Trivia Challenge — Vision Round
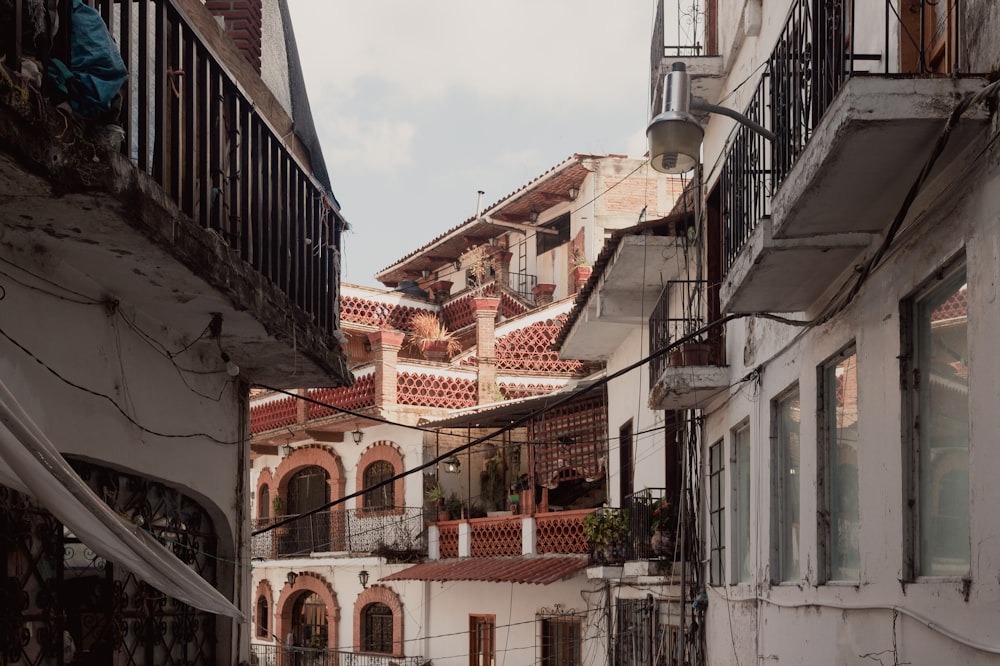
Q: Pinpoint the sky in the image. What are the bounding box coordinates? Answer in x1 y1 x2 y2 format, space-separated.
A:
285 1 658 287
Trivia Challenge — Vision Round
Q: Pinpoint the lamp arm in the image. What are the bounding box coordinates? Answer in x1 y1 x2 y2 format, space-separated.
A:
691 98 777 142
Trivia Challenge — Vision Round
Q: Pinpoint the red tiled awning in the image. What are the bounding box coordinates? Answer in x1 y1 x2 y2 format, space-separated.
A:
379 556 588 585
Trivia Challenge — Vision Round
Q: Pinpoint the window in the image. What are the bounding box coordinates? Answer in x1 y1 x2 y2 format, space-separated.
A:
904 262 969 577
469 615 495 666
731 423 751 583
255 596 268 638
619 420 633 506
614 598 668 665
362 603 393 654
708 440 725 586
820 345 860 581
540 617 581 665
535 213 571 255
772 388 801 582
362 461 395 511
259 484 270 519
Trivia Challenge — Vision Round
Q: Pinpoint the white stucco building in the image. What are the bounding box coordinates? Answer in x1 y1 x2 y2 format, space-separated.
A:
561 0 1000 663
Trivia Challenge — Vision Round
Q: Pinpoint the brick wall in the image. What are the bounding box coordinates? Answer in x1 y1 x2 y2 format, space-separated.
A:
205 0 263 72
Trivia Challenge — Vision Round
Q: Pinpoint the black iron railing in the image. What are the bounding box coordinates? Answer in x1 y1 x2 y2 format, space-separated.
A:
624 488 675 561
720 0 912 273
250 644 424 666
251 508 425 559
648 280 723 388
504 271 537 301
2 0 343 336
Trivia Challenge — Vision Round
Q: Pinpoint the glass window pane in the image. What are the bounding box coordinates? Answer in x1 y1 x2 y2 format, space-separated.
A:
827 348 860 580
916 271 969 576
734 425 751 582
709 442 725 585
775 389 800 581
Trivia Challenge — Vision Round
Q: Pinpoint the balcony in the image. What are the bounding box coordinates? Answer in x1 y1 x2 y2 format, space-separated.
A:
251 508 425 559
717 0 989 314
586 490 685 581
648 281 727 410
429 509 592 559
0 0 349 386
250 643 424 666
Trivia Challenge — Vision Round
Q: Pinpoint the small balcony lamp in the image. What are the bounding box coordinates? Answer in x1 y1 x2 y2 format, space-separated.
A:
358 569 370 589
443 456 461 474
351 427 364 445
287 571 298 586
647 63 776 174
278 444 293 458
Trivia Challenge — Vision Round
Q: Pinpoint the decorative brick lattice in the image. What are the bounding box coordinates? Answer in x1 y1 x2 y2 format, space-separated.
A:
397 373 477 409
499 382 565 399
441 284 527 331
931 287 967 322
530 391 608 487
250 396 298 434
438 524 459 559
496 314 585 373
536 509 591 554
340 295 432 330
470 516 522 557
307 376 376 417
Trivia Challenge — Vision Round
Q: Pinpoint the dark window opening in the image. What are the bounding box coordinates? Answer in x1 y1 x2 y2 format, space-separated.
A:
536 213 571 255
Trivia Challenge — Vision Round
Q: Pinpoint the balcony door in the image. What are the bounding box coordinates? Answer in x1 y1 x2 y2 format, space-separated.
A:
287 466 330 554
900 0 957 74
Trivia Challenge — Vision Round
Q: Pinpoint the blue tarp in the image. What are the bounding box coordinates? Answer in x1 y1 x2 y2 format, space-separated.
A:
47 0 127 119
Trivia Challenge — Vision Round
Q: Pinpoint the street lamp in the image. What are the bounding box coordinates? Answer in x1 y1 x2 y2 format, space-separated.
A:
358 569 370 589
443 456 461 474
647 63 776 174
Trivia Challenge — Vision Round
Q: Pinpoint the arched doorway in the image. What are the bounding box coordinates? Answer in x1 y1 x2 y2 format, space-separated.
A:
291 591 328 649
286 466 330 554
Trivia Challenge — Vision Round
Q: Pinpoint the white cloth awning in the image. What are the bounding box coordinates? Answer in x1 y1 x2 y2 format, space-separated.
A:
0 378 243 620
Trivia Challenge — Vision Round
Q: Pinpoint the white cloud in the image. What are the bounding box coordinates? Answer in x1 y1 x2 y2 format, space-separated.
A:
287 1 654 110
317 114 415 172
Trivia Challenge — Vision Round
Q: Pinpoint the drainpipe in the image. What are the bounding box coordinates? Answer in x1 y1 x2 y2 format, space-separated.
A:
678 413 689 664
476 190 485 218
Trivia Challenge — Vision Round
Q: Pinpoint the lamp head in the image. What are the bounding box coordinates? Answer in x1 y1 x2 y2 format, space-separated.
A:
359 569 370 589
647 110 704 174
443 456 461 474
351 427 364 445
647 61 703 174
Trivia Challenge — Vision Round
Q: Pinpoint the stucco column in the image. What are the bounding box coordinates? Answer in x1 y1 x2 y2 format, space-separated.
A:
367 330 405 406
473 297 501 404
428 525 440 560
521 516 537 555
458 520 471 557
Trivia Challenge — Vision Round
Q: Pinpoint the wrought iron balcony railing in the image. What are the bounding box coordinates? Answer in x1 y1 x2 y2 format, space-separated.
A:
503 271 538 301
720 0 910 274
250 643 424 666
648 280 723 388
251 508 425 559
2 0 343 336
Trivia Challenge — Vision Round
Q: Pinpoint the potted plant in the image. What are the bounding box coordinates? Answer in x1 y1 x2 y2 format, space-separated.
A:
582 508 630 563
271 495 288 536
670 337 714 366
649 498 677 558
408 312 461 362
425 483 448 521
443 492 466 520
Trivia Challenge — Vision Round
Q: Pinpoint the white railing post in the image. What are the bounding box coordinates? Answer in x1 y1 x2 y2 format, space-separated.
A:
521 516 537 555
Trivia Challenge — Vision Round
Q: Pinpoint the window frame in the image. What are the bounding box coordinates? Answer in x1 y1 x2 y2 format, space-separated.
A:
902 258 970 580
535 212 571 256
362 460 395 512
361 602 394 654
730 421 751 584
771 385 801 583
708 439 725 586
469 614 496 666
818 343 860 583
539 616 582 666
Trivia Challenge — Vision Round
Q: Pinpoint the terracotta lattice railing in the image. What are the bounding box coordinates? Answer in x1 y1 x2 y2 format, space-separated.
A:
536 509 592 554
438 522 460 559
470 515 522 557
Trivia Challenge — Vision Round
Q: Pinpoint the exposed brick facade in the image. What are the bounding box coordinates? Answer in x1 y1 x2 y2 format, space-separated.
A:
368 330 405 406
204 0 263 73
474 297 500 404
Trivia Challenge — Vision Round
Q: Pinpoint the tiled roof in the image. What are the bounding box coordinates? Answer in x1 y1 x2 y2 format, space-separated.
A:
379 555 588 585
374 154 609 286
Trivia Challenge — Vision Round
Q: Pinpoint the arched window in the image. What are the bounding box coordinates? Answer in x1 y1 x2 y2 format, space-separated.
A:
362 461 394 510
259 485 270 519
255 596 268 638
362 602 393 653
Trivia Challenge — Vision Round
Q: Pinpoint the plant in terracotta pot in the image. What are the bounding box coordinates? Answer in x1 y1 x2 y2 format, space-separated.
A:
582 508 630 563
408 312 461 362
425 483 448 521
649 498 677 558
